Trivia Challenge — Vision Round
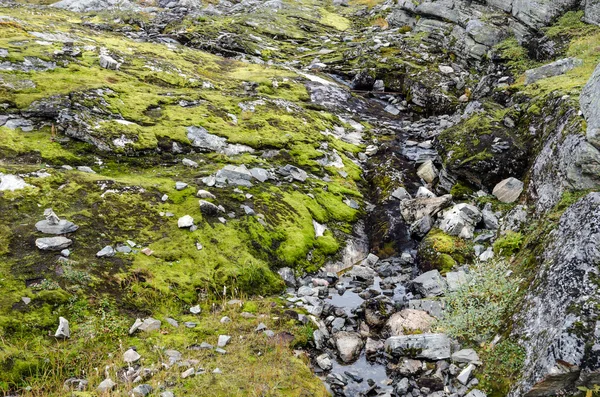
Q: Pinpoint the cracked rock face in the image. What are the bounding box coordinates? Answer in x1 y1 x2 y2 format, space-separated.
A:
510 193 600 396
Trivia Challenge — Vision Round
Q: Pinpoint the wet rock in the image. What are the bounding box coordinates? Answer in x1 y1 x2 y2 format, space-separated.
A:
492 177 524 203
55 317 70 338
36 237 72 251
524 58 582 85
411 270 447 297
439 203 482 239
334 331 363 362
400 195 453 223
35 209 78 234
386 309 435 336
316 353 333 371
363 296 395 327
385 333 451 360
365 337 384 357
348 265 376 282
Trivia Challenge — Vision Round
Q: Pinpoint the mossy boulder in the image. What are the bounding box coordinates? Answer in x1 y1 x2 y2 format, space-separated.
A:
417 228 473 274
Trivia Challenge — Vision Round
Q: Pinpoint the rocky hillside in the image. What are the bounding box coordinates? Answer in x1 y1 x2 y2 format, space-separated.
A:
0 0 599 396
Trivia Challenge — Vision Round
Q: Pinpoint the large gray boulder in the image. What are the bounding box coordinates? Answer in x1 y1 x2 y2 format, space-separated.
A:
525 58 582 85
581 61 600 149
585 0 600 24
511 0 581 29
384 333 452 360
510 193 600 396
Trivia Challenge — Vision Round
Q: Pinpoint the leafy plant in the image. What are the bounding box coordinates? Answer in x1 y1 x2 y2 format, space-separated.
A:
479 340 526 395
436 259 520 342
493 231 524 256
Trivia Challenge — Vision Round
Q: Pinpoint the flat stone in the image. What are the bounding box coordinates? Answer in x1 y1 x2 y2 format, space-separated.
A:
457 364 475 385
217 335 231 347
35 219 78 234
190 305 201 314
391 187 411 201
123 348 141 363
36 237 72 251
175 181 188 191
384 333 451 360
136 317 161 333
525 58 582 85
452 348 480 364
492 177 524 203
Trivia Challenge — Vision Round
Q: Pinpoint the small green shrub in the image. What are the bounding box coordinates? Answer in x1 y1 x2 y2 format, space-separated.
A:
436 259 520 342
479 340 526 396
493 231 524 256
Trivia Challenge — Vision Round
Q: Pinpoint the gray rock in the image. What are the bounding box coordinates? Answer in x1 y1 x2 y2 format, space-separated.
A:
277 267 296 287
160 392 174 397
216 165 254 186
409 299 445 318
334 331 363 362
190 305 201 314
384 333 451 360
187 126 227 151
391 187 412 201
132 384 153 397
178 215 194 228
466 390 487 397
123 348 141 363
63 378 88 391
35 209 79 234
36 237 72 251
446 270 469 292
348 265 376 282
97 378 116 393
581 61 600 149
439 203 483 239
76 166 95 173
316 353 333 370
96 245 115 258
585 0 600 24
417 160 438 183
386 309 435 336
509 193 600 396
197 189 216 199
493 177 524 203
412 270 447 297
365 337 384 357
55 317 70 338
132 317 161 333
250 167 270 182
400 195 453 223
525 58 582 85
452 348 480 364
181 367 195 378
457 364 475 385
409 215 433 238
175 181 188 190
0 174 31 191
512 0 580 29
199 200 221 216
217 335 231 347
53 0 139 12
182 158 198 168
482 203 499 230
278 164 308 182
99 54 119 70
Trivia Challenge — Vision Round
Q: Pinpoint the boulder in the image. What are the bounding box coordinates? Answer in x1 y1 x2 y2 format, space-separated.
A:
384 333 452 360
510 193 600 396
391 187 411 201
446 270 469 292
199 200 221 216
334 331 363 362
417 160 438 183
386 309 436 336
215 165 253 186
53 0 139 12
36 236 72 251
123 348 141 363
409 215 434 238
482 203 499 229
585 0 600 25
187 126 227 152
278 164 308 182
316 353 333 370
409 299 445 318
493 177 524 203
411 270 447 297
581 61 600 149
439 203 482 239
525 58 582 85
197 189 216 199
400 195 453 223
363 296 395 327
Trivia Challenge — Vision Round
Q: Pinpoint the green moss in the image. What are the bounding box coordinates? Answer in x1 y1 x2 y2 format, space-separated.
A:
493 232 524 257
478 340 526 396
450 181 475 200
418 229 473 274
